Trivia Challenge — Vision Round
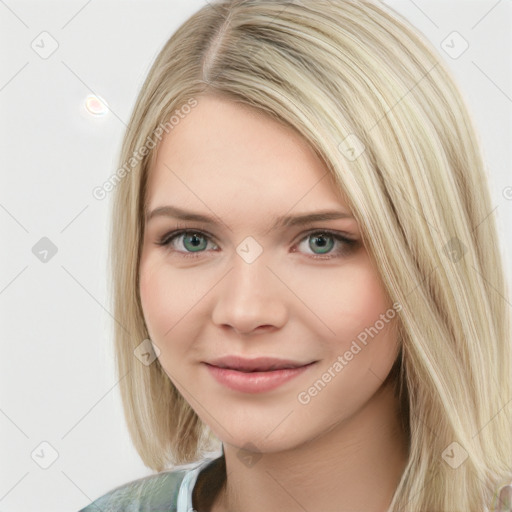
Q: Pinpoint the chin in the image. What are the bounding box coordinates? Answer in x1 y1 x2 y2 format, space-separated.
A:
216 428 308 457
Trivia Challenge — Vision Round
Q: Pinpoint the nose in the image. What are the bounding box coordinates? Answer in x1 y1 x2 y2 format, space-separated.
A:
211 252 288 336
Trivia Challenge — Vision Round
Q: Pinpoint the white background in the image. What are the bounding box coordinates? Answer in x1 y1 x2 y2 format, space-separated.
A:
0 1 511 511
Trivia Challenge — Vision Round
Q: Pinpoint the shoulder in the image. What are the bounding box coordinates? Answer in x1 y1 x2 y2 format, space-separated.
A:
77 467 188 512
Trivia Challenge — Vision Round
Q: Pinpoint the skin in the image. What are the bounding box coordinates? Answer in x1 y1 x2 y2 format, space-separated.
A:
139 94 409 512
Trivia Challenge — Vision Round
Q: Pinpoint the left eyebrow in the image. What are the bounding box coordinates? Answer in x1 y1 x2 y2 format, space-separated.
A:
145 205 355 231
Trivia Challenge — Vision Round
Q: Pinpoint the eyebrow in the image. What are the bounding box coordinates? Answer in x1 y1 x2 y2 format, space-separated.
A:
145 205 354 231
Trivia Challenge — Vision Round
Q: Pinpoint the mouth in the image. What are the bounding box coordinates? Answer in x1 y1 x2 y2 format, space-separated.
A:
203 359 318 394
209 364 306 373
205 355 316 373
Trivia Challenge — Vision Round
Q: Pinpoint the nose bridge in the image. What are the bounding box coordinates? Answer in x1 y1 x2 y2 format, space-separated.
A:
227 244 277 306
211 241 287 332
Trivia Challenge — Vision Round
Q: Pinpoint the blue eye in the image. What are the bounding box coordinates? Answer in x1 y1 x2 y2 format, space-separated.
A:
156 227 358 260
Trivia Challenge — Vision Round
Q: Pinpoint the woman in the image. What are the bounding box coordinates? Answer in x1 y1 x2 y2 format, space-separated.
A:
79 0 512 510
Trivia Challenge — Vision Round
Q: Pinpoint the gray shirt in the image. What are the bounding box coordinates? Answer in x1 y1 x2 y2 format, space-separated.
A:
77 456 222 512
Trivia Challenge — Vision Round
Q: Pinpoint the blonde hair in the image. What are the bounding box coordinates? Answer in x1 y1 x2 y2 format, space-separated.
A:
107 1 512 510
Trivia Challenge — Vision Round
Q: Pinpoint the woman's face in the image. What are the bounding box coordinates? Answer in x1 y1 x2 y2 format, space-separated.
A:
139 94 401 452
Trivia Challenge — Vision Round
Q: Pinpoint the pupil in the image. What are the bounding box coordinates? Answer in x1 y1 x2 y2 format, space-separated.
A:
311 234 332 254
186 233 204 251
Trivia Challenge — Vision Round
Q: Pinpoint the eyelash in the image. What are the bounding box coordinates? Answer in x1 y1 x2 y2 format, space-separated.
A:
155 224 358 261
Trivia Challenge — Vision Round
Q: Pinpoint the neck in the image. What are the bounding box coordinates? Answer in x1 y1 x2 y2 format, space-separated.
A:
212 382 409 512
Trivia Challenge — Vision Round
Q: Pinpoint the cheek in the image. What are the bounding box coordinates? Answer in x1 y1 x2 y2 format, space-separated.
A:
139 255 208 350
306 259 392 332
139 257 179 342
313 260 398 369
298 264 400 415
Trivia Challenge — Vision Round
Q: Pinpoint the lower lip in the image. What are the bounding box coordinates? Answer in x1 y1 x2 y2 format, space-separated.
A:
204 362 316 393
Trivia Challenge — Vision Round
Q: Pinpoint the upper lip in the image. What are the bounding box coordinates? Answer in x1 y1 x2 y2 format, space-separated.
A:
205 355 315 372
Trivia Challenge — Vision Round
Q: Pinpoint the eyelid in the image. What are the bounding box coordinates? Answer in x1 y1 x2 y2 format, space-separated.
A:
155 225 358 260
293 227 356 243
156 226 355 246
157 222 355 240
155 226 220 250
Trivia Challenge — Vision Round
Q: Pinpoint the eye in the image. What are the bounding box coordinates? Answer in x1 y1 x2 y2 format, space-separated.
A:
155 228 218 259
155 225 358 260
293 229 358 259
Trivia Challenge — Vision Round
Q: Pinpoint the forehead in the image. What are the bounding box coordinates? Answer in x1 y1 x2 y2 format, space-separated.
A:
145 95 350 226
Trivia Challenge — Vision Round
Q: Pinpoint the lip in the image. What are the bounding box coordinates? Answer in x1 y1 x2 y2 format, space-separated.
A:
205 355 314 372
203 357 317 393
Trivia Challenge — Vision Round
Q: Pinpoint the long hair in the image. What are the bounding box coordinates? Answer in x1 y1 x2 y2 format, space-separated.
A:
106 1 512 510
